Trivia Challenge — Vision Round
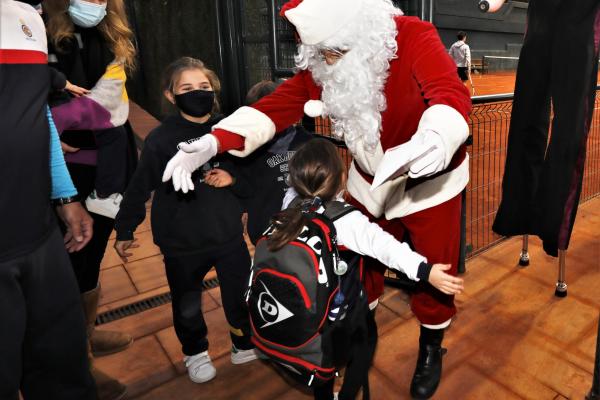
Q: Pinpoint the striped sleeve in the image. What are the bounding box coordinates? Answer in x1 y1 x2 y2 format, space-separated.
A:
51 61 129 133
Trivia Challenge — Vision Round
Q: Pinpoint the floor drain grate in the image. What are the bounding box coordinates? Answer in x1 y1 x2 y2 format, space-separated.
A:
95 277 220 325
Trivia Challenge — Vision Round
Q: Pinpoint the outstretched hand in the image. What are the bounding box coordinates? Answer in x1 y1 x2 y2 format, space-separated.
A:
114 238 140 263
162 134 219 193
428 264 464 295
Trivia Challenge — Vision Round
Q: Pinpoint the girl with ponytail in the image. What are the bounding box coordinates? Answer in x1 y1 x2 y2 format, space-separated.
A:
272 138 463 296
264 138 464 399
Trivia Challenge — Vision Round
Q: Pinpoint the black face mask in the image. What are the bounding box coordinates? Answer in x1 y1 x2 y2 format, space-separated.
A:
174 90 215 118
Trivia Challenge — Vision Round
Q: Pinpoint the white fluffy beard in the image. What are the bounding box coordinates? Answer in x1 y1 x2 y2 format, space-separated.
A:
295 0 402 153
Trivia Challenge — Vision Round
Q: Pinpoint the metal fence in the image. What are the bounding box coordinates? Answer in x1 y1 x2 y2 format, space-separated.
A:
466 93 514 255
314 89 600 259
467 91 600 256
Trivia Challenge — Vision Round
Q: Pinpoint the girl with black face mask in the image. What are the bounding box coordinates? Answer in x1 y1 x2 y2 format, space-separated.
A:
114 57 259 384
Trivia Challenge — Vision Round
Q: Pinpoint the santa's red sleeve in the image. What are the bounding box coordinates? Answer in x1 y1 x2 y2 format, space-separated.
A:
212 70 314 156
408 21 471 169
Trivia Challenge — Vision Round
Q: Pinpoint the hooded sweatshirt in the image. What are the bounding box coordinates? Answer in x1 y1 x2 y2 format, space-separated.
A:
449 40 471 68
238 125 313 243
115 114 251 256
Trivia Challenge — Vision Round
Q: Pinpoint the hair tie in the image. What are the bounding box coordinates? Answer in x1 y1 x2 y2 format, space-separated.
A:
301 196 322 213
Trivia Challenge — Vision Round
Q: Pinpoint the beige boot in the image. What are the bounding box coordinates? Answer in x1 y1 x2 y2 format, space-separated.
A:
90 362 127 400
82 287 128 400
86 338 127 400
82 285 133 356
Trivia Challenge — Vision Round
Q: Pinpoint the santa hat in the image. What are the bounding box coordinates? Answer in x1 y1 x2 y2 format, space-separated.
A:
282 0 363 46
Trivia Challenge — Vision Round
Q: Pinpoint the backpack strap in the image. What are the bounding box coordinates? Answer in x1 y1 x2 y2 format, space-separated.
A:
323 200 357 221
285 198 355 252
286 197 355 220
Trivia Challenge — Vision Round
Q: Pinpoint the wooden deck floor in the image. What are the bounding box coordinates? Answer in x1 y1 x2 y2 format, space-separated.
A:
95 198 599 400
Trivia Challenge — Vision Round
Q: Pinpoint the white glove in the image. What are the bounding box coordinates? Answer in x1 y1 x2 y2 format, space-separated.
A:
161 134 219 193
406 130 446 179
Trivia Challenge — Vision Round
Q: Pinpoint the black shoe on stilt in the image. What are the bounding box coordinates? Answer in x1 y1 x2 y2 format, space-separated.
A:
410 326 447 399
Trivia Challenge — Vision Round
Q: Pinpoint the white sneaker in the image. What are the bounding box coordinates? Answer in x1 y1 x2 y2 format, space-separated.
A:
184 351 216 383
230 345 259 365
85 191 123 219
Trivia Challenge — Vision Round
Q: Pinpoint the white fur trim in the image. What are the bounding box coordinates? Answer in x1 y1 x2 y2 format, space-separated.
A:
347 155 469 219
422 319 451 329
417 104 469 170
347 105 468 217
347 162 407 218
285 0 364 45
351 140 384 176
212 106 276 157
346 139 402 218
304 100 325 117
385 155 469 219
385 154 469 219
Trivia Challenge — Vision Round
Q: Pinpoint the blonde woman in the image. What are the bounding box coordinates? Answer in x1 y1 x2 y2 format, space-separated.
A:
45 0 135 215
43 1 136 399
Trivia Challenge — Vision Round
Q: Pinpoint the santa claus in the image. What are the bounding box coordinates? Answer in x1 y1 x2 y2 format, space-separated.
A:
162 0 471 398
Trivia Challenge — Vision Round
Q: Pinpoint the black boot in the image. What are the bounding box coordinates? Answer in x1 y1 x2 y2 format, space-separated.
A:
410 326 447 399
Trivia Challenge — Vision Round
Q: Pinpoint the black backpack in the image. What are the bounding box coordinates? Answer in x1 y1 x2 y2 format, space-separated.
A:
247 200 374 397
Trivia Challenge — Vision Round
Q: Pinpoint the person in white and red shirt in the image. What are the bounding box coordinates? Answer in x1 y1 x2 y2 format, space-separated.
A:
448 30 471 83
162 1 471 398
0 1 95 398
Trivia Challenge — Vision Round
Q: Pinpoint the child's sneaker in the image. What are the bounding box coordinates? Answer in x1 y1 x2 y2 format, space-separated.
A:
230 345 259 365
184 351 216 383
85 190 123 219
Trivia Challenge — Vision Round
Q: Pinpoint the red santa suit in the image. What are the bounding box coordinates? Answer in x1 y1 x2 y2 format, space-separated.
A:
212 10 471 326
